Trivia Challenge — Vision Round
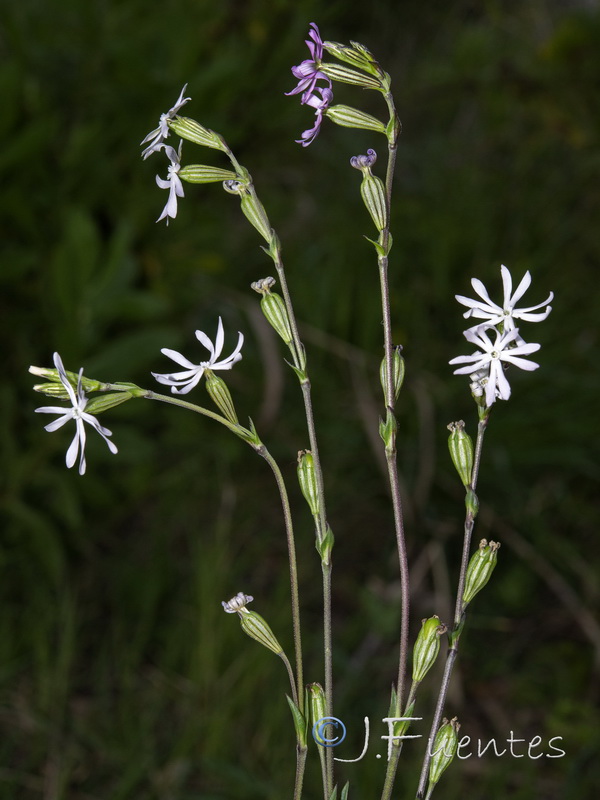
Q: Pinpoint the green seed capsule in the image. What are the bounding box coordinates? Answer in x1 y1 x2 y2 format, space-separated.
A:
428 717 460 788
412 616 447 683
297 450 320 517
463 539 500 606
447 420 474 488
380 347 405 404
239 609 283 655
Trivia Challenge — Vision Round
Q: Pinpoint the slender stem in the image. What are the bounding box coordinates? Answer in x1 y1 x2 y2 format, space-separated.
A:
279 651 299 708
380 681 418 800
415 415 489 798
294 746 308 800
260 447 305 710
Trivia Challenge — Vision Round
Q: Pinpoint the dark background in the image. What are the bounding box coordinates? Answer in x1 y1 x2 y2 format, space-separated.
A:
1 0 599 798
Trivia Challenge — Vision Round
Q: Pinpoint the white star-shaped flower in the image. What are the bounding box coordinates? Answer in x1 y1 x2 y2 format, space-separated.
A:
140 84 190 159
456 264 553 334
152 317 244 394
34 353 118 475
449 325 541 407
155 143 184 224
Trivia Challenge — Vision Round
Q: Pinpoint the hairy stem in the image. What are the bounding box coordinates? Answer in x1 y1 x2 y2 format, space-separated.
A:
415 415 489 798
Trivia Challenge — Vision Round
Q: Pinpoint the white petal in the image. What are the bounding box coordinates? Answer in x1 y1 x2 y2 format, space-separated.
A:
42 413 73 432
195 330 217 361
160 348 197 369
509 270 532 307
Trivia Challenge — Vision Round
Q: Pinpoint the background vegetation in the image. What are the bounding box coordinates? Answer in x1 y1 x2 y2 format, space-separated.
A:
1 0 599 797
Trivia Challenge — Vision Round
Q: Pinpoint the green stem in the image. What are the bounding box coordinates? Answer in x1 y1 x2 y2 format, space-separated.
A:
140 388 305 714
415 416 489 798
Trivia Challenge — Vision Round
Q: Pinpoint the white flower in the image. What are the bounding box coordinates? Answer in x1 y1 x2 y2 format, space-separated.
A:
222 592 254 614
34 352 118 475
140 83 190 159
152 317 244 394
456 264 553 334
155 143 184 224
449 325 541 407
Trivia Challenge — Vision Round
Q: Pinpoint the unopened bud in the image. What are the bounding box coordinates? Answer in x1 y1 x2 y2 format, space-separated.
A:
308 682 327 729
179 164 237 183
85 392 134 415
204 370 238 425
297 450 320 517
251 278 293 344
447 421 474 487
240 193 272 243
29 365 103 393
360 173 387 231
319 62 382 90
380 346 405 403
325 105 386 134
168 116 224 150
463 539 500 606
428 717 460 788
323 40 379 75
412 616 447 683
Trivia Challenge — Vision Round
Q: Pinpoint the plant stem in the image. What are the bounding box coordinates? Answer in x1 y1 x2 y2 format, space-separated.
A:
415 415 489 798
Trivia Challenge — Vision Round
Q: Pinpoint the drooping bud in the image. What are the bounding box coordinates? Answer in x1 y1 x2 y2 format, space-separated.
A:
297 450 320 518
462 539 500 607
447 421 474 488
204 369 238 425
428 718 460 790
167 116 225 150
251 277 293 345
319 62 382 90
179 164 238 183
380 346 405 404
222 593 283 655
412 616 447 683
326 105 386 134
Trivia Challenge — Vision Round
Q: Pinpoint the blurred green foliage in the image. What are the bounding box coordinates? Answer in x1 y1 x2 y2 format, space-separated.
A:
1 0 599 797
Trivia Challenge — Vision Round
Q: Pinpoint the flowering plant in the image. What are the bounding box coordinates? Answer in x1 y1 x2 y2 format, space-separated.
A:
30 22 554 800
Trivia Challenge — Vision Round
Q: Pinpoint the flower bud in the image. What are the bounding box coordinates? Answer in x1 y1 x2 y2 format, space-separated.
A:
240 193 272 243
463 539 500 607
325 105 386 134
447 421 474 487
297 450 320 518
251 277 293 345
323 40 379 75
204 369 238 425
428 717 460 788
179 164 237 183
319 62 382 90
380 346 405 404
29 365 103 393
308 682 327 729
84 392 135 415
168 116 224 150
412 616 447 683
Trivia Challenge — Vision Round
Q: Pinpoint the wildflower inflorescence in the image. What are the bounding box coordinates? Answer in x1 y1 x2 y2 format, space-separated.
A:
33 352 118 475
152 317 244 395
450 265 552 407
